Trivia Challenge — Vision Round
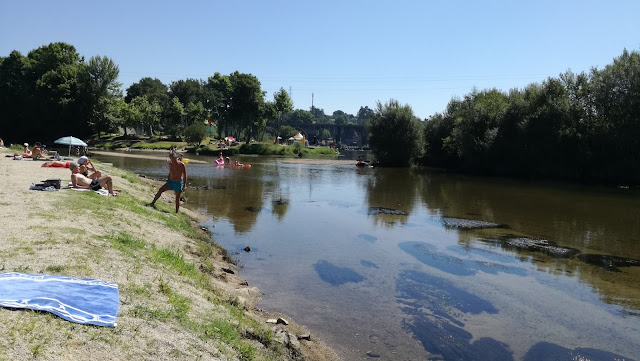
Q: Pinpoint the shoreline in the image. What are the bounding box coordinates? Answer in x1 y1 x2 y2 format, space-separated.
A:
0 149 340 360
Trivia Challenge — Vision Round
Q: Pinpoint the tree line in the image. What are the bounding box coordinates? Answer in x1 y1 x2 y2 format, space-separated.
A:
0 42 374 145
368 49 640 185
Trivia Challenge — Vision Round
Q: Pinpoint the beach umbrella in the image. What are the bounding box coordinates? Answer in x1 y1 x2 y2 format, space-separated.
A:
54 136 88 157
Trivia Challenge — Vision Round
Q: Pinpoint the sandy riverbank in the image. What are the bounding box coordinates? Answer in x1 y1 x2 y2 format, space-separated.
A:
0 149 340 361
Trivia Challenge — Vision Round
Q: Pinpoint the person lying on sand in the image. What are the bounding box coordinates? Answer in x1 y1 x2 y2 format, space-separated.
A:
69 162 117 195
41 160 70 168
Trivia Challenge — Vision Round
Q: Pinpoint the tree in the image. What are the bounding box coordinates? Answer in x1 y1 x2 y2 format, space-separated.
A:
333 110 350 125
114 99 141 136
169 79 203 109
273 87 293 140
368 99 422 166
285 109 314 124
357 106 374 125
125 77 168 105
131 96 162 135
228 72 265 143
81 55 122 138
205 73 232 138
184 122 208 147
163 96 185 138
185 101 205 124
278 125 298 140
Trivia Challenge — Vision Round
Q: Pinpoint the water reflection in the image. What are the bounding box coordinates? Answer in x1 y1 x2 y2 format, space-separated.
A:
399 241 527 277
364 168 421 227
419 172 640 314
93 151 640 360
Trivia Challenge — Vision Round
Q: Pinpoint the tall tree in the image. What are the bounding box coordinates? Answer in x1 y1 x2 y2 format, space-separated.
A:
205 73 232 138
125 77 168 105
228 72 265 143
273 87 293 141
368 99 422 166
169 78 203 109
81 55 122 138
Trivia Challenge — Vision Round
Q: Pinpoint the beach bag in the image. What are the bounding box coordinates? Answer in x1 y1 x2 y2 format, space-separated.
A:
43 179 61 189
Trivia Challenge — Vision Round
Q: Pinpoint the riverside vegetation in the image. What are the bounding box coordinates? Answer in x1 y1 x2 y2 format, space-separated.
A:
0 148 339 361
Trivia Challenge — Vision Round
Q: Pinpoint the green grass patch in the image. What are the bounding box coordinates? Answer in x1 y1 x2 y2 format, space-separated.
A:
129 304 172 321
109 233 146 257
158 279 191 321
44 265 65 274
151 247 200 280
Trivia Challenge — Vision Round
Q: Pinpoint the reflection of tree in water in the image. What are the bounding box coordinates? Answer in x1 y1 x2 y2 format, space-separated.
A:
364 168 420 227
203 173 265 233
419 172 640 315
263 164 291 222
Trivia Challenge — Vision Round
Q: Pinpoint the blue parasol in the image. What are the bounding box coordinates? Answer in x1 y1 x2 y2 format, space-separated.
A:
54 136 88 157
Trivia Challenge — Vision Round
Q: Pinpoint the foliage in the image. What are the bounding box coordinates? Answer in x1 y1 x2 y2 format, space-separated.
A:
228 72 265 143
421 48 640 184
368 99 422 166
278 125 298 139
183 122 208 147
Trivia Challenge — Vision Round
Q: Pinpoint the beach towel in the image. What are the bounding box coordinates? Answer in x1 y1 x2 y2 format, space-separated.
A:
70 188 118 196
0 272 119 327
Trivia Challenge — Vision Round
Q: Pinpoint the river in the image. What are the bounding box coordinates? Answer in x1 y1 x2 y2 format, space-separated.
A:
94 150 640 361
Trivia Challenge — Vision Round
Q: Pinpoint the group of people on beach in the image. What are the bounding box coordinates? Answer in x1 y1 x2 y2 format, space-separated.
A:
8 140 188 213
14 142 58 160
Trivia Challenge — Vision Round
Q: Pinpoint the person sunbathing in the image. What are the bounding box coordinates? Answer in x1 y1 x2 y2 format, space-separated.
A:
14 143 32 158
30 143 46 160
77 156 102 179
69 162 116 195
41 160 70 168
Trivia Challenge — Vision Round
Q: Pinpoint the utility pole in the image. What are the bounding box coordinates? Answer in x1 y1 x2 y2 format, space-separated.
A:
312 93 314 109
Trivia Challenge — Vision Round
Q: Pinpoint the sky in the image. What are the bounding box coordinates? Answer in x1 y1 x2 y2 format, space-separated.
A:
1 0 639 120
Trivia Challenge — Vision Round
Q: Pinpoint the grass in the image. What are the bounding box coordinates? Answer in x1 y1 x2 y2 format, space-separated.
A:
10 161 298 361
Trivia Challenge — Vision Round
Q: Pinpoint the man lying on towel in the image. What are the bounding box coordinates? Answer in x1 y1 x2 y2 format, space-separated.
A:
69 162 117 196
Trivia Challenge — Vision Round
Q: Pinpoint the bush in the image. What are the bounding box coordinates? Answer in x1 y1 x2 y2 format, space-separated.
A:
183 123 208 147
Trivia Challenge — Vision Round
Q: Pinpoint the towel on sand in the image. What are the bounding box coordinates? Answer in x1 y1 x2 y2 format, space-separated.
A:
0 272 119 327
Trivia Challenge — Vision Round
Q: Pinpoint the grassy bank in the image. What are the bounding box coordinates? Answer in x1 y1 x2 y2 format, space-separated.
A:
0 149 339 361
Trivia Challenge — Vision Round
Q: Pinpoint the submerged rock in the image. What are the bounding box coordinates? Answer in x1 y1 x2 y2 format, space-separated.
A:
577 254 640 272
441 217 506 230
482 236 581 259
502 237 581 258
368 207 408 216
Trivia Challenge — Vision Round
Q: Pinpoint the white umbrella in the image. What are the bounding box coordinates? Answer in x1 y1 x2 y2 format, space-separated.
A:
54 136 88 157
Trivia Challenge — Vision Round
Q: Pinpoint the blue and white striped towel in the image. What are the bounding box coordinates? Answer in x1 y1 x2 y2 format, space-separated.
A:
0 272 119 327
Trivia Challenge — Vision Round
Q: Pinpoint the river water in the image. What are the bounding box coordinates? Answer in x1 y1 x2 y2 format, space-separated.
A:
95 150 640 361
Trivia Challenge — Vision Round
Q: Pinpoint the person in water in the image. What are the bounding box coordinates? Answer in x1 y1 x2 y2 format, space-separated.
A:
149 149 188 213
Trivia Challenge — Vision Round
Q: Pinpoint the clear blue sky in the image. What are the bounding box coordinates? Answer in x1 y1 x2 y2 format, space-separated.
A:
1 0 638 120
